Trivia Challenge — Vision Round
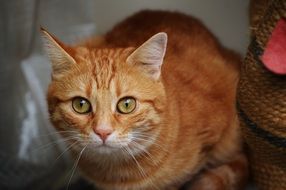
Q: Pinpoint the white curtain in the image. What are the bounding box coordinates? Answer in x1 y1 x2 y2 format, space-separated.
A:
0 0 96 189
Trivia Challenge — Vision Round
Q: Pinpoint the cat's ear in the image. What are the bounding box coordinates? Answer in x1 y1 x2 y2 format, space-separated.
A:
127 32 167 80
40 27 76 78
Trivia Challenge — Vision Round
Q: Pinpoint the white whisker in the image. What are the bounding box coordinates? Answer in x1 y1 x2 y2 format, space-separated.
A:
125 146 147 179
32 136 81 152
130 141 157 166
131 136 167 152
66 143 88 190
53 141 79 164
120 141 160 190
35 130 78 138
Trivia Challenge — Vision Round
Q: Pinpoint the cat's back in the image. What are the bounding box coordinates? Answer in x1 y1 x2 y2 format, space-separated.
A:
104 10 238 73
104 10 219 50
101 10 239 100
104 10 238 84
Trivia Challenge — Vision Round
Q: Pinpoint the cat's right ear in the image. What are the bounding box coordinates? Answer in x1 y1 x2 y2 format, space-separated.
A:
40 27 76 79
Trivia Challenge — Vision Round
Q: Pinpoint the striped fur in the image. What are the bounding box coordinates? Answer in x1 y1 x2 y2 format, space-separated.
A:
44 10 248 190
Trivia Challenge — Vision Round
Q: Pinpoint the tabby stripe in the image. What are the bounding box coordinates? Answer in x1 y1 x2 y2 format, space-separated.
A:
237 103 286 148
141 99 164 114
86 78 93 97
91 51 99 89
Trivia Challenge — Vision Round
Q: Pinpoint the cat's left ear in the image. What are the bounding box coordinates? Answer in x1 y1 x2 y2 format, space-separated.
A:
40 27 76 79
127 32 167 80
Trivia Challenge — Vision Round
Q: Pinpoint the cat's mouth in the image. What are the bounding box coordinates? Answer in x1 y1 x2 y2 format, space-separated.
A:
84 130 158 156
85 132 130 153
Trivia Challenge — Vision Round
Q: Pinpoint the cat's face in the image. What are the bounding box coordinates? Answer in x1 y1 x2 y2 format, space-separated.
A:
42 29 168 157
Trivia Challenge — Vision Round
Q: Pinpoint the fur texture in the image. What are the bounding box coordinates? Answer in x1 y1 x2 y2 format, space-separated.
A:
43 10 248 190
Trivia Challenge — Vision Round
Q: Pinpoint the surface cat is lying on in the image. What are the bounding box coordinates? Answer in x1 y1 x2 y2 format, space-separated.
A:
42 10 248 190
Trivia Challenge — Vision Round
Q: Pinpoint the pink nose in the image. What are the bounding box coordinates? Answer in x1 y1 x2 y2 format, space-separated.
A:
94 128 113 142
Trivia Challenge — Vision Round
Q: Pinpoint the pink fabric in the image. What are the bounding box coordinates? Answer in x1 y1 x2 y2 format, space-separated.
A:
262 18 286 75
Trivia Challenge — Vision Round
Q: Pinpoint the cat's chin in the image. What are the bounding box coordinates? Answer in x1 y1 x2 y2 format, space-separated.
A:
95 144 121 154
86 143 144 158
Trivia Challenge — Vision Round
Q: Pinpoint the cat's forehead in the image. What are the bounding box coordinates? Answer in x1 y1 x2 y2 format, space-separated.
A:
91 48 134 61
76 48 135 91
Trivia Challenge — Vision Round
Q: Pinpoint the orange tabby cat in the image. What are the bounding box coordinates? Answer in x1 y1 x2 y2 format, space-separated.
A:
42 10 248 190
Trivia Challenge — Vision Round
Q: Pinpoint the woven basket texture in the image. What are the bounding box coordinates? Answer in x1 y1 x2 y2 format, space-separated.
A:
238 0 286 189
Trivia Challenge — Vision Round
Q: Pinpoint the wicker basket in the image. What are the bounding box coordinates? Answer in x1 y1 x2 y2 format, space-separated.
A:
238 0 286 189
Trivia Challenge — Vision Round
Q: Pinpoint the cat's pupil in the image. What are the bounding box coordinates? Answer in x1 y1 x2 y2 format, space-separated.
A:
80 100 85 107
125 101 129 108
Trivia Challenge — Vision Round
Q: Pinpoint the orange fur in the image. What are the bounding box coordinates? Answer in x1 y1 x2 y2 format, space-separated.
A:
43 10 248 190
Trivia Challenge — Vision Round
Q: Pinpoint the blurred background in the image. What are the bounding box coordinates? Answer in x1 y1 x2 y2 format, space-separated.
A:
0 0 249 189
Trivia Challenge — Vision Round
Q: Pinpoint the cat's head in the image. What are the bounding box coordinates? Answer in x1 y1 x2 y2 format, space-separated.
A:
42 28 168 157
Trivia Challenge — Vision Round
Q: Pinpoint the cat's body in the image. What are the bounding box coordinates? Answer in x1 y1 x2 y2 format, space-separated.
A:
43 10 248 190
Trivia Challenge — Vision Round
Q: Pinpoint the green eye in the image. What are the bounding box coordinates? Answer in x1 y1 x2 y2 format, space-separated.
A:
72 97 92 114
117 97 136 114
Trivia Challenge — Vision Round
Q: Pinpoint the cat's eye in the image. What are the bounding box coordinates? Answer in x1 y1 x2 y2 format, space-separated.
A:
72 97 92 114
117 97 136 114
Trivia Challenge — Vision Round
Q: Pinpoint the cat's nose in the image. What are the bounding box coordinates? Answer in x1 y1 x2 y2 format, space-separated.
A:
94 127 113 142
